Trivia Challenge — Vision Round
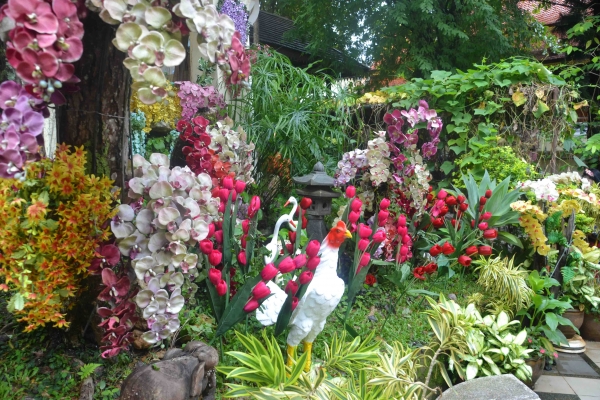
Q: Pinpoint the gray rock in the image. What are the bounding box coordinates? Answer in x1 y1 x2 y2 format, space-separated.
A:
79 377 94 400
119 341 218 400
437 374 540 400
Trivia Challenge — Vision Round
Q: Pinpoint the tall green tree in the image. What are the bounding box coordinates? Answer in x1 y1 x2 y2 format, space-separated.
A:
274 0 541 80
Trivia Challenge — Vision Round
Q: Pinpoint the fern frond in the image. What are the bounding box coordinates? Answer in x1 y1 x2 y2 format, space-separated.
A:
561 266 576 284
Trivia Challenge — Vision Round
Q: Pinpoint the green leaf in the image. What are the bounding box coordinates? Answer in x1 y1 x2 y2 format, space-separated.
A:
533 100 550 118
440 161 455 175
215 275 264 337
7 293 25 312
497 231 523 248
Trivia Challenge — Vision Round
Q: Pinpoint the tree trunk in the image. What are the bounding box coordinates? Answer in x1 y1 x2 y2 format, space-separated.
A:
56 12 131 190
54 12 130 342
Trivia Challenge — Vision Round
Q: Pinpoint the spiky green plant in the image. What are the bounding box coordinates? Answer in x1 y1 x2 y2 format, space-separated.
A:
472 256 534 317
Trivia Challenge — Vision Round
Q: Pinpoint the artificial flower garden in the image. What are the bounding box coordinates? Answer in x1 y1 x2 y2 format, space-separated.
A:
1 0 600 399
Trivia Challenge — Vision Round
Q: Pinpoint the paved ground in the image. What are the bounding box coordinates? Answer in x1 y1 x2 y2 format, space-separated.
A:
535 341 600 400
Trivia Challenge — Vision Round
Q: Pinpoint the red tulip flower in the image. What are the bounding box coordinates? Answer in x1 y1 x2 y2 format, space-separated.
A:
300 197 312 210
208 268 222 286
346 185 356 198
441 242 455 255
248 195 261 217
483 229 498 240
445 196 457 206
478 222 489 231
208 250 222 266
478 245 493 256
243 298 260 312
222 176 234 190
358 238 370 251
241 235 247 249
457 195 466 203
199 239 213 255
372 230 386 243
234 180 246 193
350 198 363 212
216 280 227 296
285 280 299 295
432 218 444 228
380 198 391 210
278 257 295 273
397 215 407 227
479 196 487 205
378 210 389 226
358 223 372 239
359 253 371 267
398 226 408 236
288 231 297 243
252 281 271 300
299 270 314 285
237 251 247 265
306 256 320 270
465 246 478 256
485 189 493 198
207 223 215 238
423 262 438 274
242 219 250 234
348 211 360 224
459 203 469 212
437 189 448 200
214 230 223 244
305 240 320 258
261 263 278 281
291 296 299 310
294 254 307 268
458 255 472 267
429 244 442 257
480 212 492 221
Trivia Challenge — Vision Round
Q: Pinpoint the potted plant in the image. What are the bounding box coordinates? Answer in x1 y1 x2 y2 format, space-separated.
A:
516 271 569 386
580 303 600 341
560 249 600 337
524 329 557 388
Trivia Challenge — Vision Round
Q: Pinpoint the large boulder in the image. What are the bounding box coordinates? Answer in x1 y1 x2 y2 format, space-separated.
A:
437 374 540 400
119 341 218 400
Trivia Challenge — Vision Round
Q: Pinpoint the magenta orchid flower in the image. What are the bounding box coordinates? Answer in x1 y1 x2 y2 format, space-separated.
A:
6 0 59 34
89 244 121 274
98 268 131 302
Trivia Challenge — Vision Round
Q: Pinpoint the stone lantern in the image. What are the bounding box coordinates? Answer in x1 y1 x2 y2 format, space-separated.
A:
293 162 341 243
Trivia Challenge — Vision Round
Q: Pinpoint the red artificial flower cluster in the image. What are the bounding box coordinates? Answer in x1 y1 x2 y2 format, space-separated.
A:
428 187 497 269
243 238 322 313
178 116 234 186
2 0 86 104
203 185 255 298
413 262 438 280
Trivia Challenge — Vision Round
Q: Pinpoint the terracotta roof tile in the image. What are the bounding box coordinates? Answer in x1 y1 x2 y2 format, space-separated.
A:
518 0 572 25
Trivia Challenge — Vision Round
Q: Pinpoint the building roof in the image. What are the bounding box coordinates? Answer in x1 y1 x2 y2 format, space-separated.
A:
518 0 573 25
250 11 370 77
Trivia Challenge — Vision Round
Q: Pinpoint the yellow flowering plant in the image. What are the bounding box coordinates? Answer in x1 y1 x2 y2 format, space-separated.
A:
0 145 118 331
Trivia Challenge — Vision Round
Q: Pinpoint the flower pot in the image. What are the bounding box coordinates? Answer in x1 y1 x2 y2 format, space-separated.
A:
580 312 600 341
558 309 585 339
525 357 546 389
